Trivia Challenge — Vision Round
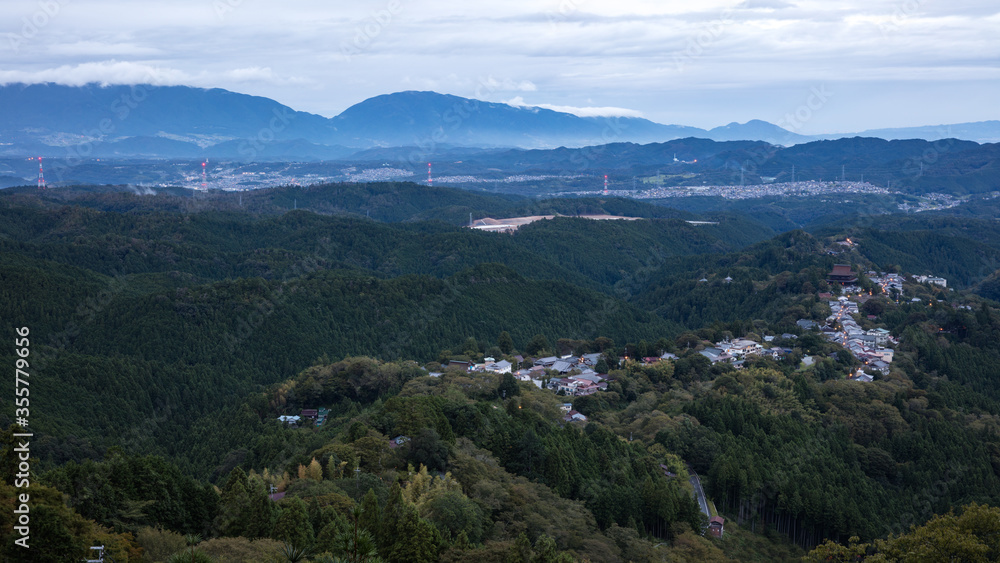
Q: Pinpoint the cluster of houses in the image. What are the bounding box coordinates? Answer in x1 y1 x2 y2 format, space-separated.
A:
278 407 330 427
699 338 787 367
442 353 614 399
869 272 905 294
912 274 947 288
822 297 895 382
517 353 609 396
441 357 513 374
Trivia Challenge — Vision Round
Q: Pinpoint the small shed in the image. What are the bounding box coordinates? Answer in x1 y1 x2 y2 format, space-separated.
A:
709 516 725 538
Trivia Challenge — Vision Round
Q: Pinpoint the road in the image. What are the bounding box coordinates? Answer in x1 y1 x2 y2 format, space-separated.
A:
689 468 711 520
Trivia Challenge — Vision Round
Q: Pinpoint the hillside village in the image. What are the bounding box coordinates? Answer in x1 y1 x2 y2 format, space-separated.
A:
279 264 958 427
277 321 889 429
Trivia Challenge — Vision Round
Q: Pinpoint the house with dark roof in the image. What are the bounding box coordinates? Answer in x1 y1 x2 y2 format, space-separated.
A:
551 360 575 373
871 360 890 375
709 516 725 538
571 372 604 384
700 347 734 363
828 264 858 285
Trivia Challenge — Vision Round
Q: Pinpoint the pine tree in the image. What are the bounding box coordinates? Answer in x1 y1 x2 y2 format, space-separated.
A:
384 508 438 563
245 474 278 539
379 483 408 552
358 489 381 536
313 512 349 555
498 373 520 398
527 334 550 356
272 497 314 550
498 331 515 354
215 467 251 537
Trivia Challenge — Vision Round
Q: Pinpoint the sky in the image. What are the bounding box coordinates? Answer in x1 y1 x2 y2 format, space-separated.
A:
2 0 998 134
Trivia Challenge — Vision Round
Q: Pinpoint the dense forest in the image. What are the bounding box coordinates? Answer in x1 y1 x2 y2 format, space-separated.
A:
2 183 1000 562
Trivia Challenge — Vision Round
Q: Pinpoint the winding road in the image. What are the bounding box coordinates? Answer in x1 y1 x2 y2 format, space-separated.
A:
689 469 711 521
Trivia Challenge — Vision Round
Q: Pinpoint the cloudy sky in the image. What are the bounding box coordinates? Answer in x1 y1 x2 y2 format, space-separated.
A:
2 0 998 134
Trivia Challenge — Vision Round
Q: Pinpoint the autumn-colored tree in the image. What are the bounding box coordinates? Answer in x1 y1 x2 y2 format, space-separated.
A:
308 458 324 481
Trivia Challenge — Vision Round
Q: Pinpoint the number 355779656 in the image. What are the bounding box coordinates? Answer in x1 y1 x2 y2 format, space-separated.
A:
15 327 30 421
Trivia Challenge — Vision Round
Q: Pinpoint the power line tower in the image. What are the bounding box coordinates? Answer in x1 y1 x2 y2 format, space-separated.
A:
37 156 45 189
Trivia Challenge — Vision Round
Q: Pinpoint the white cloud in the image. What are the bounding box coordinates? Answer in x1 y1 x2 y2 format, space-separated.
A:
0 60 308 88
471 77 538 93
504 96 645 118
0 61 195 86
0 1 997 129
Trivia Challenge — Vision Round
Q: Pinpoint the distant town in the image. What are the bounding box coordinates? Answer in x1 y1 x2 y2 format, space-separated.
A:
566 180 891 200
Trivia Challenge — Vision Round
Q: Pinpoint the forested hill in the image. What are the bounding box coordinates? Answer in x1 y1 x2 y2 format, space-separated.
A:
3 186 1000 561
0 182 712 225
2 198 725 476
0 193 773 291
816 215 1000 288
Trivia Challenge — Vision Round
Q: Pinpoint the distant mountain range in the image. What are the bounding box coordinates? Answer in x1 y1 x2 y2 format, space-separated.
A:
1 83 999 160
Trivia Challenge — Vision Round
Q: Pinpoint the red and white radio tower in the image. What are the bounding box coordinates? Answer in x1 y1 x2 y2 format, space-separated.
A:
603 174 608 195
37 157 45 189
427 162 432 185
201 160 207 190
